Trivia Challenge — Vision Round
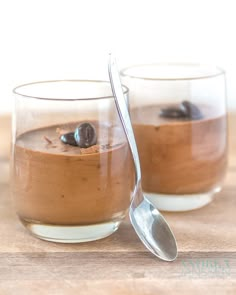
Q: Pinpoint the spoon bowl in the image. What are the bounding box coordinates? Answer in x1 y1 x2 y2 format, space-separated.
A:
130 189 177 261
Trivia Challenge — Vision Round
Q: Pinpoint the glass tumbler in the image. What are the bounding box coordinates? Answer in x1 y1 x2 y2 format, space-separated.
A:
121 63 227 211
12 80 134 242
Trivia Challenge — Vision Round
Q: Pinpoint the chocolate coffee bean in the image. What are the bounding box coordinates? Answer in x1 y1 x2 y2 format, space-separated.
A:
60 132 77 146
159 106 186 118
180 100 203 120
74 122 97 148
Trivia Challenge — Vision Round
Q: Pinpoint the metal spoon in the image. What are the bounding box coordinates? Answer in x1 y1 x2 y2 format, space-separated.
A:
108 54 178 261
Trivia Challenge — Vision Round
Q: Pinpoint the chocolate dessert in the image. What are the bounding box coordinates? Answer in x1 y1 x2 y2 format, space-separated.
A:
131 101 227 194
12 122 133 225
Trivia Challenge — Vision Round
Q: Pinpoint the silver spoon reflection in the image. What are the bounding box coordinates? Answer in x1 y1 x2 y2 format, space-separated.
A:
108 54 178 261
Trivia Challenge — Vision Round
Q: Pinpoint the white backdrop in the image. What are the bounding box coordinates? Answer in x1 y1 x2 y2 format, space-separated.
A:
0 0 235 112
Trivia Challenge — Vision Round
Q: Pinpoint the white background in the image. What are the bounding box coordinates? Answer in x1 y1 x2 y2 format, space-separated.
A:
0 0 236 112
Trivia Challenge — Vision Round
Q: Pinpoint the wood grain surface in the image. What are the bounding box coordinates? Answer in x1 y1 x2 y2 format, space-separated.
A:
0 114 235 294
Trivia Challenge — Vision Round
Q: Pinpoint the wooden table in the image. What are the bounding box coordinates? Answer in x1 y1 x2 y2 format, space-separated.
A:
0 115 236 295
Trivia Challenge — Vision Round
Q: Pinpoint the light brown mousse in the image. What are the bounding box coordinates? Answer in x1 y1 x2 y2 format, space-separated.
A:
12 122 133 225
131 105 227 194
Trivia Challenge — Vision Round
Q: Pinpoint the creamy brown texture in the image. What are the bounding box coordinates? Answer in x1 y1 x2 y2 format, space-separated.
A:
132 105 227 194
12 122 133 225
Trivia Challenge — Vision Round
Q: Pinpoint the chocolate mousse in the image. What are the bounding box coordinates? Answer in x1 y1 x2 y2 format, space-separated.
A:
131 102 227 194
12 122 133 225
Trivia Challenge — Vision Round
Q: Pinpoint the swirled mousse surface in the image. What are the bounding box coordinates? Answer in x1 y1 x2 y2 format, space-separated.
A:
13 122 133 225
131 104 227 194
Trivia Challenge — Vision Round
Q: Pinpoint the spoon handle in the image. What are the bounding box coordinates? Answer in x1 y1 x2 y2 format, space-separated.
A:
108 54 141 186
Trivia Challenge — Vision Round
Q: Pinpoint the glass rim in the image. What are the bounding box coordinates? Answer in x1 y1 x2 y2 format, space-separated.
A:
13 79 129 101
120 62 225 81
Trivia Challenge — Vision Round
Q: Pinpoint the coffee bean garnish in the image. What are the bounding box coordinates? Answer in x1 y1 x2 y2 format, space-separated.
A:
159 100 203 120
74 122 97 148
60 132 77 146
180 100 203 120
159 107 186 118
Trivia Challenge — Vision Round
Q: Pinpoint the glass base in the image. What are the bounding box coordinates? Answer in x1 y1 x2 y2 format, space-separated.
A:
20 218 121 243
145 187 221 212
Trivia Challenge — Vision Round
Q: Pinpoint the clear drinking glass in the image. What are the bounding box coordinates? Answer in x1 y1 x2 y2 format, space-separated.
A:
12 80 134 242
121 63 228 211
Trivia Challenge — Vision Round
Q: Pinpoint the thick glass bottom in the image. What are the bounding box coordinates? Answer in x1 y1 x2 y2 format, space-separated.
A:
20 217 122 243
145 187 221 212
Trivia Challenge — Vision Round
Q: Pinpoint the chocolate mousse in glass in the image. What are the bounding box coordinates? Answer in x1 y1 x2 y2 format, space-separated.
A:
12 80 134 242
121 63 228 211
